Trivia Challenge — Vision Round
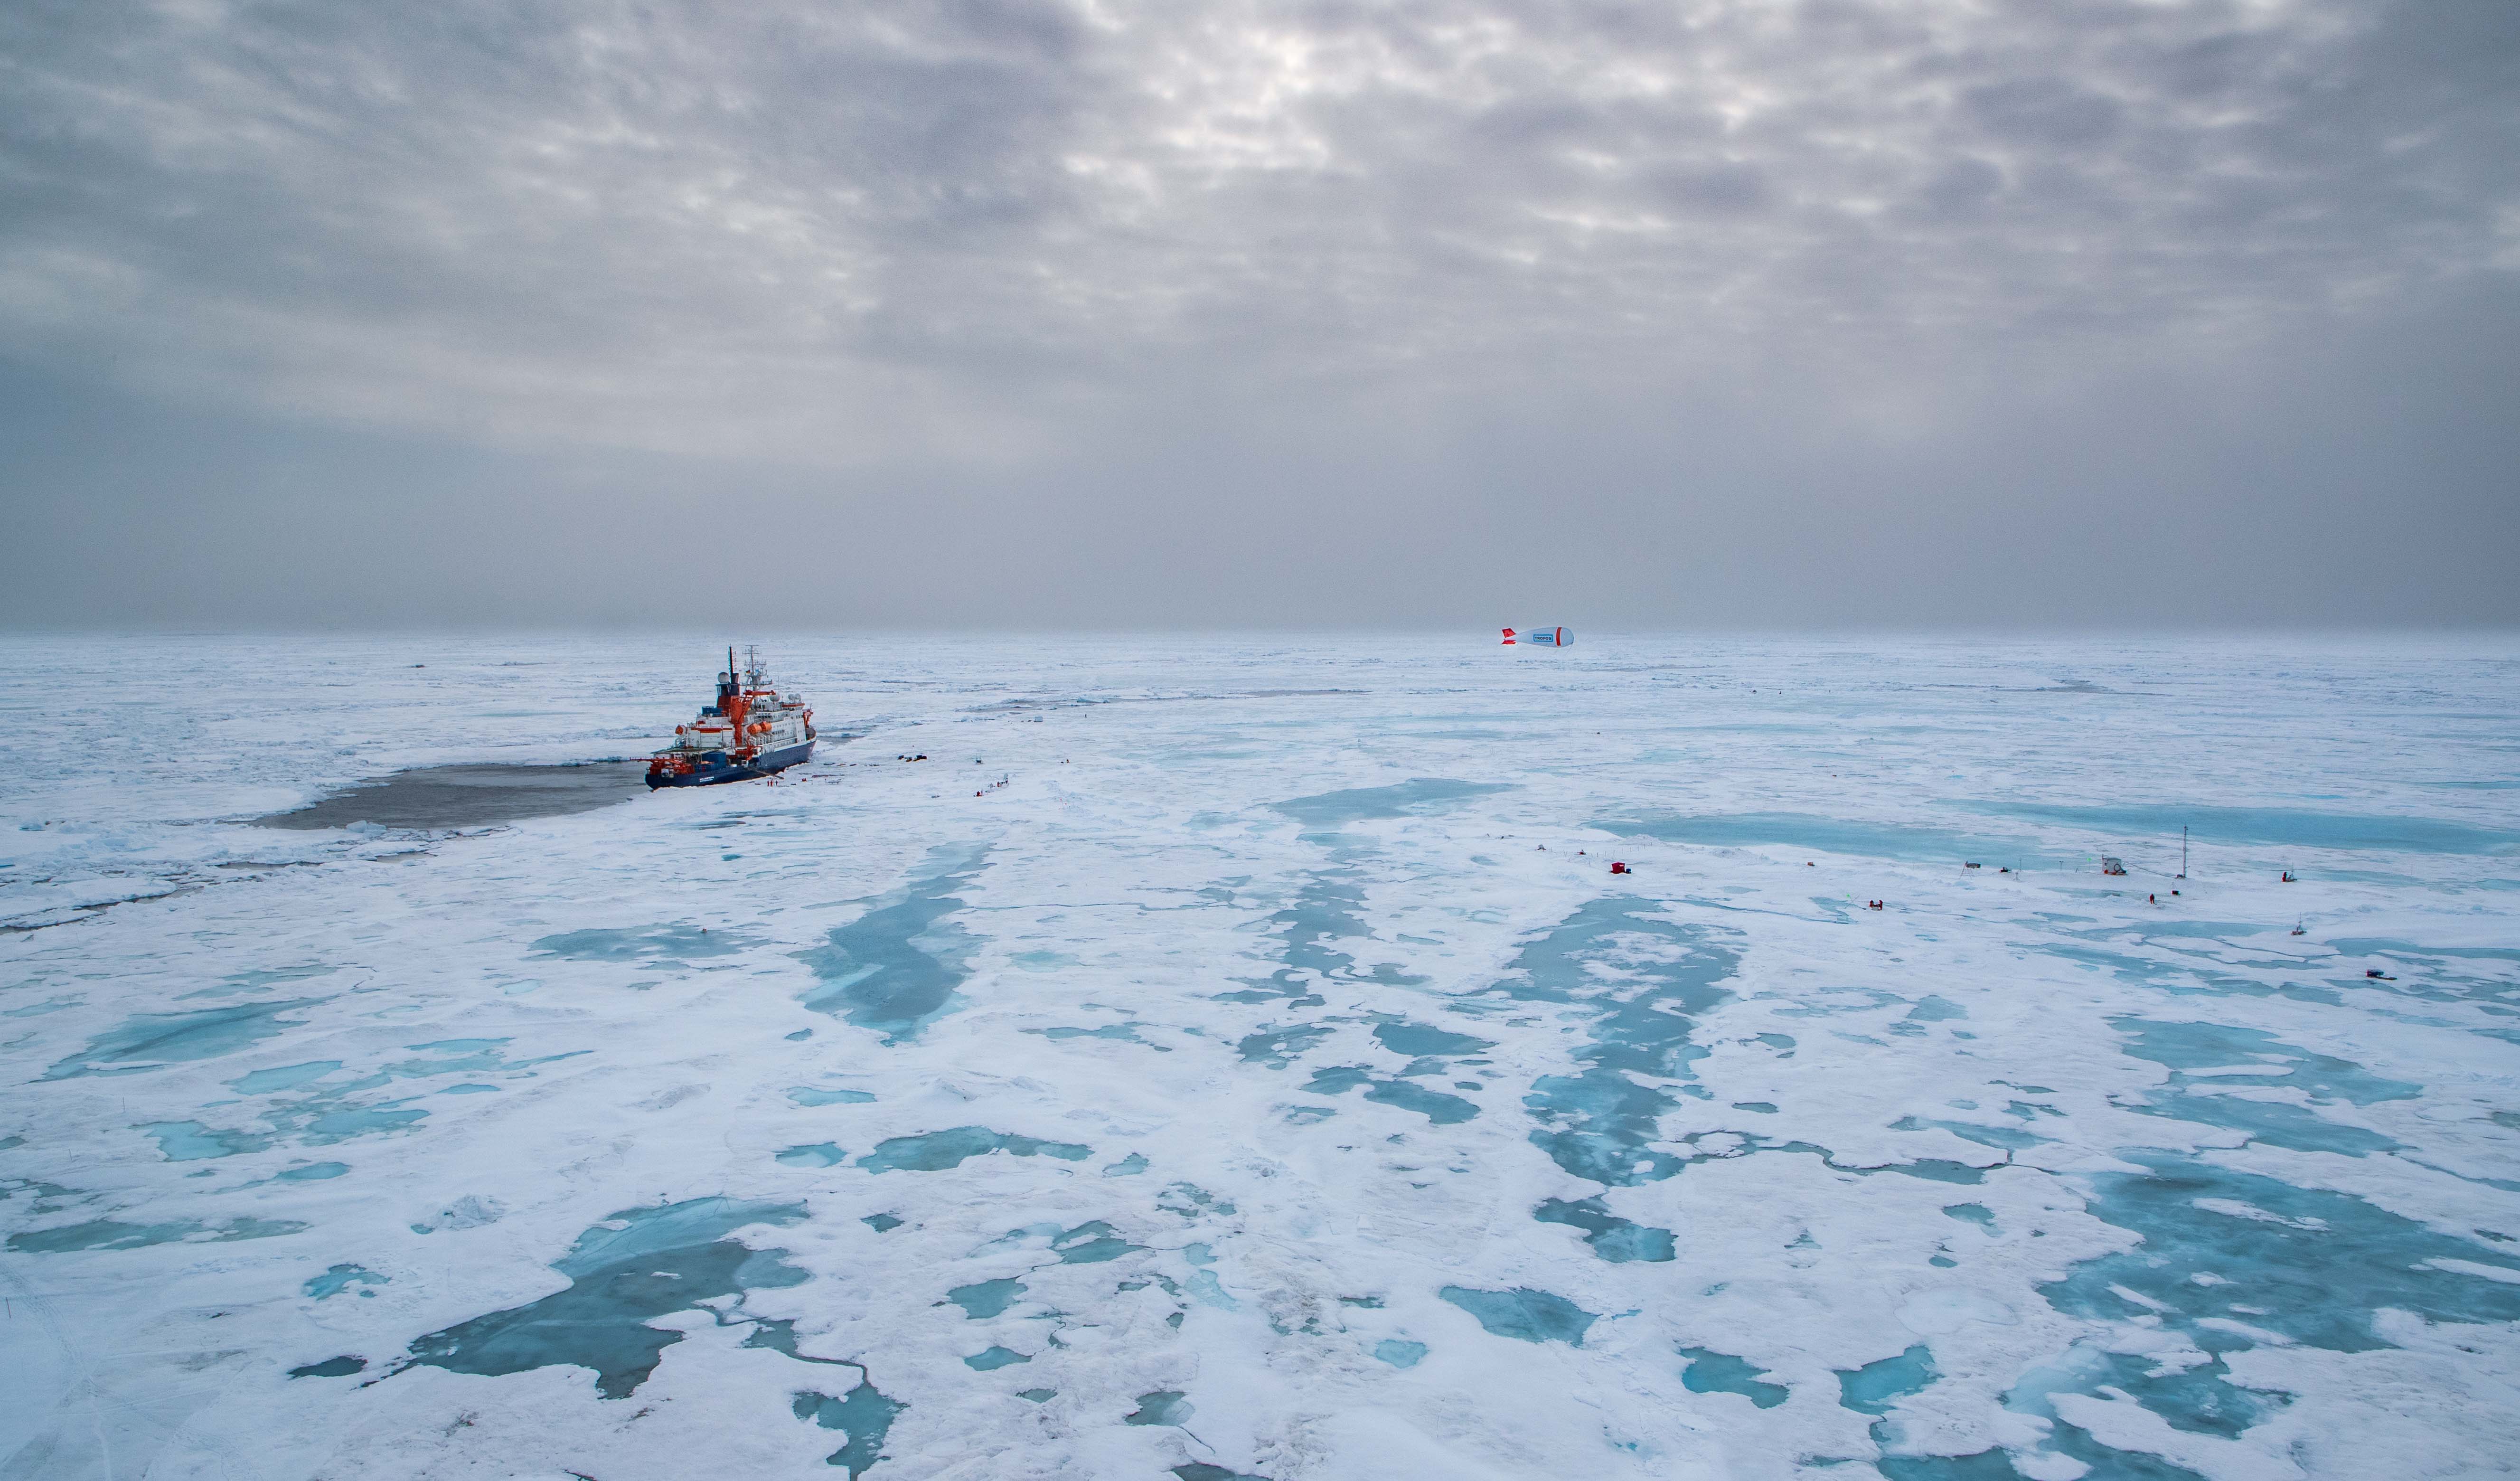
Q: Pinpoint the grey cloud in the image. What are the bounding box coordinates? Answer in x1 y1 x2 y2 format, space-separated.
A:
1961 79 2124 149
0 0 2514 627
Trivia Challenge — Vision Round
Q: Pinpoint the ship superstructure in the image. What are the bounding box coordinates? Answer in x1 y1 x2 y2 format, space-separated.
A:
647 646 816 789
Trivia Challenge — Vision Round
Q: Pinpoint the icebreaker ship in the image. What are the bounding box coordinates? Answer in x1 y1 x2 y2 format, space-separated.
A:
647 646 817 788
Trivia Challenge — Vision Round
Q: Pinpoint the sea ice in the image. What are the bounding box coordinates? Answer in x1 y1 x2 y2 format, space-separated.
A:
3 632 2517 1479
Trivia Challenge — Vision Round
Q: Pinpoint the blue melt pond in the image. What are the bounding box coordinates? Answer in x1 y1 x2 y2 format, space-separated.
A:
1221 835 1437 1006
1680 1347 1789 1408
1839 1343 1937 1414
794 1381 905 1479
45 999 327 1080
2112 1018 2415 1157
856 1127 1090 1173
1439 1285 1597 1346
945 1277 1026 1319
1962 801 2520 855
1490 896 1738 1187
1600 812 2039 863
1125 1390 1192 1426
1373 1020 1495 1057
529 923 745 962
229 1060 342 1094
305 1263 388 1299
1271 778 1512 832
1536 1196 1676 1263
1240 1024 1333 1067
2044 1151 2520 1354
10 1216 306 1253
142 1120 271 1161
794 843 990 1044
399 1196 809 1399
1302 1066 1478 1124
1373 1339 1428 1369
1048 1220 1144 1264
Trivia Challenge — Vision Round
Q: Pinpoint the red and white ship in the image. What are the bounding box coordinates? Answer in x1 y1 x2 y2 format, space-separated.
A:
647 647 816 789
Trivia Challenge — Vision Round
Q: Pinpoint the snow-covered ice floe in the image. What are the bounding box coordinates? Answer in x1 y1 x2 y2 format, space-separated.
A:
4 632 2518 1480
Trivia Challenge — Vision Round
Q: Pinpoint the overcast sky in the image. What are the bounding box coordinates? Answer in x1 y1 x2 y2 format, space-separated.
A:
3 0 2514 629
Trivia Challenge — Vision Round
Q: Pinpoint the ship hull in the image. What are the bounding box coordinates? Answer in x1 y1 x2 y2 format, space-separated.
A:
647 739 814 789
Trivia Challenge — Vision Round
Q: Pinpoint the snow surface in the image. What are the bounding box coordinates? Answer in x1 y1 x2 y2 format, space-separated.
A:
3 632 2518 1480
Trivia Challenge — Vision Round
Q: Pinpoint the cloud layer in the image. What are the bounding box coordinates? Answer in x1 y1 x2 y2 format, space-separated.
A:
3 0 2516 624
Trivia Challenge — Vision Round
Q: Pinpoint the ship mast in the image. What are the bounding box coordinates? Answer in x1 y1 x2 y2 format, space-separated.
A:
716 644 750 760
